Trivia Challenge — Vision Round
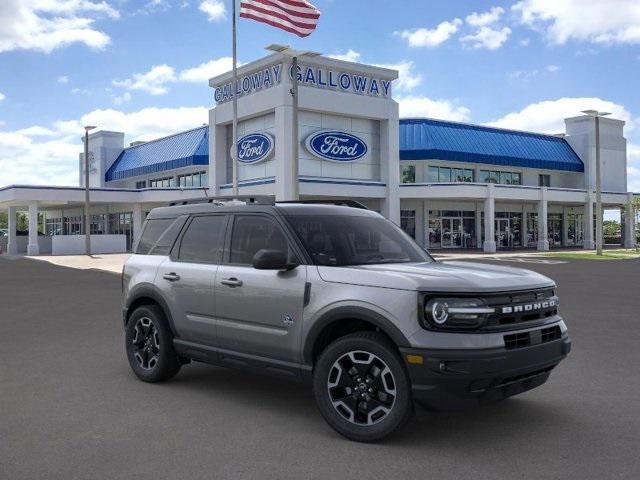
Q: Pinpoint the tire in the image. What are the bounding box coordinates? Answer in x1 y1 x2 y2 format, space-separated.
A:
313 331 413 442
125 304 181 383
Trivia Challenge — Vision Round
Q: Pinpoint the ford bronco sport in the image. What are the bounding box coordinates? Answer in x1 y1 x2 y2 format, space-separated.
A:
122 197 571 442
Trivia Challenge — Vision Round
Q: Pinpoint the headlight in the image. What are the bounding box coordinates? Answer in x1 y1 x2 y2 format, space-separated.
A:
423 298 495 329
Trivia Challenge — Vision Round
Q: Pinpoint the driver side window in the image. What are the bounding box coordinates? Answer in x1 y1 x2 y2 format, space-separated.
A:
229 215 293 265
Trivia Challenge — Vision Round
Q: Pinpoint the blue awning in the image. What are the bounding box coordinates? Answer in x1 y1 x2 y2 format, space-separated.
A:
105 126 209 182
399 118 584 172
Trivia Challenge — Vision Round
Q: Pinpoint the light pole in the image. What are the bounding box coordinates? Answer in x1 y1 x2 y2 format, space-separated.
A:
581 110 610 256
83 125 96 255
266 44 321 201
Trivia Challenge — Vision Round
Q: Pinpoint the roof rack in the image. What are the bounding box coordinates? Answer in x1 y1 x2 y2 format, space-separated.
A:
276 199 369 210
169 195 275 207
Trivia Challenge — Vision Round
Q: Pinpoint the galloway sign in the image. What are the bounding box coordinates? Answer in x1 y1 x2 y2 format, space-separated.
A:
214 64 282 104
234 133 275 164
305 131 368 163
292 64 392 99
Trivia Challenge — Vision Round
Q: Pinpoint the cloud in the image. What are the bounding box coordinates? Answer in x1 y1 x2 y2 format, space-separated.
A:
0 92 5 102
396 19 462 48
513 0 640 45
466 6 504 27
373 60 422 93
0 0 119 54
199 0 226 22
508 64 560 81
113 91 132 105
486 97 635 134
328 50 362 63
179 56 234 82
0 106 209 187
398 96 471 122
461 26 511 50
57 75 70 84
113 65 177 95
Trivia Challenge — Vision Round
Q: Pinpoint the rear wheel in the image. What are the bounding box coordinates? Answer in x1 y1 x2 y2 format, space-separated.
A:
125 305 181 382
313 332 413 442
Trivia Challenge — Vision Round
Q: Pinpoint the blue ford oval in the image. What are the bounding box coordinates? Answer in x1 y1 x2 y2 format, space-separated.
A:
306 131 368 162
236 133 274 164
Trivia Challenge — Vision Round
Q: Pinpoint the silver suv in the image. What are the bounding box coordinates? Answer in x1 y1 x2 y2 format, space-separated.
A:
122 197 571 442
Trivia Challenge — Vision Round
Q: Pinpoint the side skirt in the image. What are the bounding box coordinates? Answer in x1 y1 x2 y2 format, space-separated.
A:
173 338 313 382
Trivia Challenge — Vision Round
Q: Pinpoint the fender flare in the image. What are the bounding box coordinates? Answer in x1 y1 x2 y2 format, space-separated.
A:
302 306 411 365
125 284 177 336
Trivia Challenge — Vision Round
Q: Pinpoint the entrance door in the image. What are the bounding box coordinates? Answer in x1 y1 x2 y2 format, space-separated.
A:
495 218 513 249
441 218 463 248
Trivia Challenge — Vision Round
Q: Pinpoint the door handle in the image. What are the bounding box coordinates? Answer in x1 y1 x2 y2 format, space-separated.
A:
221 277 243 287
163 272 181 282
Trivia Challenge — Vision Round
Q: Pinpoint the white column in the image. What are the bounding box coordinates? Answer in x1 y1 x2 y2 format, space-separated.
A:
380 118 401 225
483 185 496 253
274 104 295 201
537 187 550 251
7 206 18 255
584 195 595 249
27 203 40 256
132 204 144 248
624 193 637 248
475 202 483 250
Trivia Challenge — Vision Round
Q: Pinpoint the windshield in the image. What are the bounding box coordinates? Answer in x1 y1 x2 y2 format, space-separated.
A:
285 214 433 266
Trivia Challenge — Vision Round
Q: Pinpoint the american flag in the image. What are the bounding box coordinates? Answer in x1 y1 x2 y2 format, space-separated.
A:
240 0 321 38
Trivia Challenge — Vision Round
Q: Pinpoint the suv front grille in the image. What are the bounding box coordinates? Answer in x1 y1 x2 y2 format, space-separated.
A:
482 288 558 329
504 325 562 350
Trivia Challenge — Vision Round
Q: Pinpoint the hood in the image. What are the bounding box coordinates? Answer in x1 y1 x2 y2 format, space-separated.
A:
317 261 555 292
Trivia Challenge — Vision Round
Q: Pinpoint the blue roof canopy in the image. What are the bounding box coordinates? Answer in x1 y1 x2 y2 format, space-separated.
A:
105 126 209 182
399 118 584 172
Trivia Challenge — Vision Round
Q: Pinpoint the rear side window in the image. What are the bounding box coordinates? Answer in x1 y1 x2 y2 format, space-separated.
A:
136 218 174 255
229 215 292 265
177 215 227 264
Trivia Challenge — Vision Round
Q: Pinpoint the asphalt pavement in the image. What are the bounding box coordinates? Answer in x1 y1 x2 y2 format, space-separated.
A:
1 255 639 480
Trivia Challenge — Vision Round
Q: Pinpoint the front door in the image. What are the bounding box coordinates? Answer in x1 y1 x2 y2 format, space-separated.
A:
441 218 463 248
156 214 228 345
214 214 307 363
495 218 512 249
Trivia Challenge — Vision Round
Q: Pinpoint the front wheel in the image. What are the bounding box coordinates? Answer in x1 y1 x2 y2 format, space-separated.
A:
125 305 181 382
313 332 413 442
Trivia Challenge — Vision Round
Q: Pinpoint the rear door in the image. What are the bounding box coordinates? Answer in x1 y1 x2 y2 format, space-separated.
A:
157 214 228 346
214 214 307 363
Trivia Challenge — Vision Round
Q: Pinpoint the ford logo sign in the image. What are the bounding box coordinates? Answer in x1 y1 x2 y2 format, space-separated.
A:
234 133 274 164
305 131 368 163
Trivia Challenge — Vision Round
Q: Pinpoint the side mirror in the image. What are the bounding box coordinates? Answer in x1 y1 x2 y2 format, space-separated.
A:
252 249 298 270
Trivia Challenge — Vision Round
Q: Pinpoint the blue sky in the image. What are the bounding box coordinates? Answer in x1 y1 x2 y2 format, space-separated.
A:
0 0 639 194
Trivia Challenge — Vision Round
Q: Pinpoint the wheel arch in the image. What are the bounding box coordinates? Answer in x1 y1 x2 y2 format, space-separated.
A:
303 306 410 366
125 285 177 336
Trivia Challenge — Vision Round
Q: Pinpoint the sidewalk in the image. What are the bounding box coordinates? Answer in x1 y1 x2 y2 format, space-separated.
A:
26 253 131 274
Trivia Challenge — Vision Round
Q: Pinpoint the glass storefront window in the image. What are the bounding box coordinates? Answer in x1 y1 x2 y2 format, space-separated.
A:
480 170 521 185
427 167 439 183
400 210 416 239
428 210 442 249
526 213 538 247
439 167 451 182
430 210 476 249
567 213 584 246
548 214 563 247
401 165 416 184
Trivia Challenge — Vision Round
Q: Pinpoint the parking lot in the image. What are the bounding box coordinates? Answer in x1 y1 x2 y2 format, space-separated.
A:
1 255 639 480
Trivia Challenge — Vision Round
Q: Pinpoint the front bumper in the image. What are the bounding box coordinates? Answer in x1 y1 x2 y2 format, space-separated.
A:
400 333 571 410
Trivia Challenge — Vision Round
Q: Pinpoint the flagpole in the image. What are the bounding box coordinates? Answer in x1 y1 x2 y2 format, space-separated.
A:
291 55 300 201
231 0 239 196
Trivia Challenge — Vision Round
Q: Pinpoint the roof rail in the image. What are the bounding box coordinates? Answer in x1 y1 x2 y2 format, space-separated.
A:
169 195 275 207
276 199 370 210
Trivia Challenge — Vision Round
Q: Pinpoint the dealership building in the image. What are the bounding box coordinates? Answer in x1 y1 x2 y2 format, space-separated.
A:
0 52 637 255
